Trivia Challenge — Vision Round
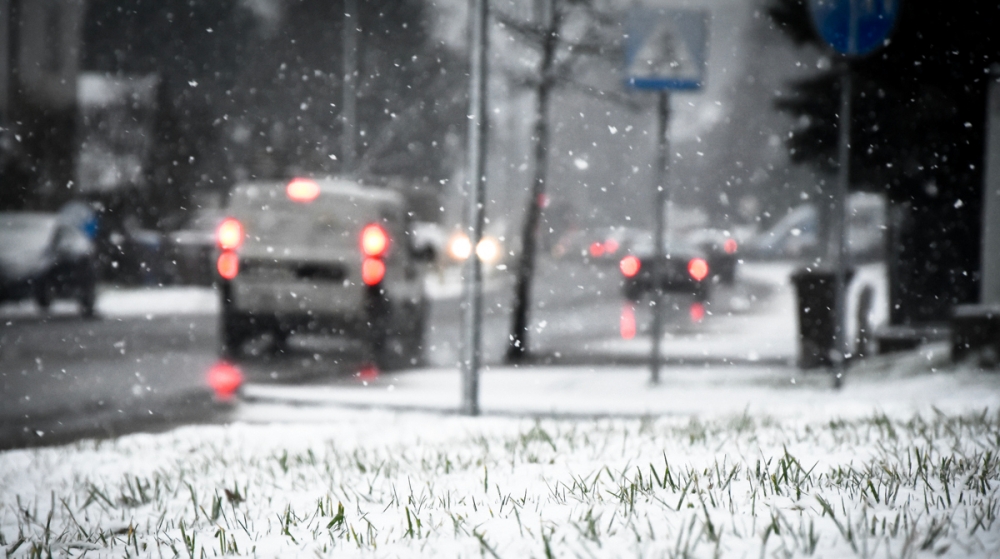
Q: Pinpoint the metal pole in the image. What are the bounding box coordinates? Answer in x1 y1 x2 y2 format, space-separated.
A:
650 91 670 385
980 64 1000 305
461 0 488 416
831 61 852 389
341 0 358 175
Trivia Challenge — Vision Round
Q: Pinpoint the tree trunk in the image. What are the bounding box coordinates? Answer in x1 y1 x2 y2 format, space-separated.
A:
506 3 558 363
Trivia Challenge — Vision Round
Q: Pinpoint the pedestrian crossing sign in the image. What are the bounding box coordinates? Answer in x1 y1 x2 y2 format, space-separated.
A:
625 7 708 91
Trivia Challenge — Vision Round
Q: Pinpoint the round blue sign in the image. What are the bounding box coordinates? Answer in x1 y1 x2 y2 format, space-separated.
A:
809 0 900 57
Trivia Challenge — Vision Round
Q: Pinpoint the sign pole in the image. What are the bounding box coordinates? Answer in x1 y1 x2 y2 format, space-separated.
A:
461 0 488 416
831 61 852 389
650 91 670 385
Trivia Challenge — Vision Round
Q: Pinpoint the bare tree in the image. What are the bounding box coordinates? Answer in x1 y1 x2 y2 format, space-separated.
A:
499 0 636 362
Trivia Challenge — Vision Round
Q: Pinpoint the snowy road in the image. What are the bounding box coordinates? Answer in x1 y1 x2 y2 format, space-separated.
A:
0 258 791 449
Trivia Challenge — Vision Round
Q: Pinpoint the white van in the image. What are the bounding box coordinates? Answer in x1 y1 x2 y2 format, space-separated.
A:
214 177 429 368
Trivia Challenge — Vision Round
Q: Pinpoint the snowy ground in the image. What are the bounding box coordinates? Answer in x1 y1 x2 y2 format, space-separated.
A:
2 263 999 558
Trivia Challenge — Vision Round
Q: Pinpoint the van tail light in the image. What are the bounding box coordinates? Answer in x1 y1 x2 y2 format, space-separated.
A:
361 223 390 258
217 251 239 280
688 257 709 282
361 257 386 286
620 255 641 278
217 218 244 250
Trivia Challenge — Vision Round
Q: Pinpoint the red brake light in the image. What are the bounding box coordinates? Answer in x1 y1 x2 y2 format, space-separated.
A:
287 178 320 203
620 255 641 278
217 251 239 280
688 257 709 281
723 238 738 255
604 238 620 254
361 257 386 286
217 218 243 250
361 223 390 258
589 241 605 258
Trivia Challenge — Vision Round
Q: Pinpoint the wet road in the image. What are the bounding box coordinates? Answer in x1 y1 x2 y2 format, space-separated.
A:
0 257 771 449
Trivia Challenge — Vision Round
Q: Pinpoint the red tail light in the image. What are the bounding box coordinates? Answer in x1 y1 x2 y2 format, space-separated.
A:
723 238 738 254
620 255 641 278
361 223 390 258
286 178 320 203
217 251 239 280
688 257 709 281
361 257 386 286
604 238 620 254
217 218 244 250
589 241 605 258
207 361 243 401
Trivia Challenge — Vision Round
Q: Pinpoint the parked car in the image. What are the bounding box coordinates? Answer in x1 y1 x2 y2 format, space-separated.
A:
618 238 712 302
0 212 98 317
215 177 432 368
743 193 886 262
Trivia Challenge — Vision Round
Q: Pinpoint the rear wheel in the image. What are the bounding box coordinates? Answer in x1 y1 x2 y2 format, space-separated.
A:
79 265 97 318
34 279 53 310
397 301 428 368
219 284 254 358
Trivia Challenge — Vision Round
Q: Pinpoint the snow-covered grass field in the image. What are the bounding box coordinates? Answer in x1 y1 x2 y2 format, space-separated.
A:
2 403 998 558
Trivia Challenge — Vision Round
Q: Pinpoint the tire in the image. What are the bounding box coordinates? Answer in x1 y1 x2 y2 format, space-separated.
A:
79 282 97 318
399 301 428 368
220 310 253 358
34 279 53 310
694 285 711 303
219 285 253 358
79 265 98 319
623 283 643 303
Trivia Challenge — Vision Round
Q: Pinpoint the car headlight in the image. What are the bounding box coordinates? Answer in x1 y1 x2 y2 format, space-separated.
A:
447 232 502 265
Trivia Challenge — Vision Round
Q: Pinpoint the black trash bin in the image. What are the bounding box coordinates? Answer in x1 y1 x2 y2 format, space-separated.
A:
791 267 855 369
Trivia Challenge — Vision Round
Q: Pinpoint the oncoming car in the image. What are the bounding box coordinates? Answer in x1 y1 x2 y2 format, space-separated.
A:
215 177 429 368
682 228 740 285
619 242 712 303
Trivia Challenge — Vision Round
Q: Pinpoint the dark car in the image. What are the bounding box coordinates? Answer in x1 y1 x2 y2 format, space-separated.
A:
0 212 98 317
682 228 740 285
619 240 712 302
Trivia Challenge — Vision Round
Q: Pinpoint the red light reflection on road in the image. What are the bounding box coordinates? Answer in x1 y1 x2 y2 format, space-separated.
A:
690 302 706 323
207 361 244 401
620 303 636 339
